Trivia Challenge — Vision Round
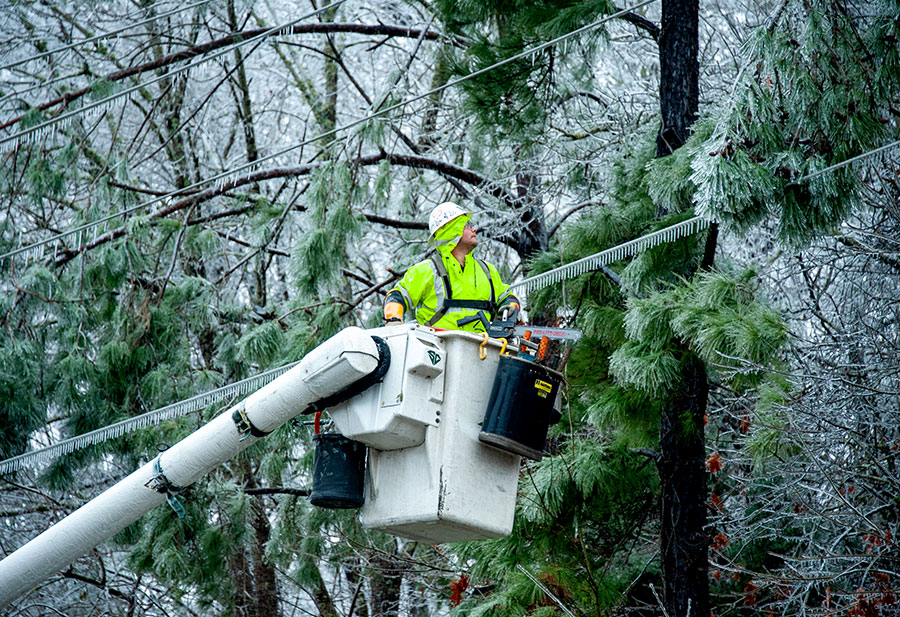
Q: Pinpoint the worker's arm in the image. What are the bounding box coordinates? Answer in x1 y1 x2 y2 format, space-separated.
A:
383 267 421 324
383 290 407 323
498 294 521 323
488 262 521 322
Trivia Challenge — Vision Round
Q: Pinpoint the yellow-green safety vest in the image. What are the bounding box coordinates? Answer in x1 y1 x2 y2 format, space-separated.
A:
390 251 514 333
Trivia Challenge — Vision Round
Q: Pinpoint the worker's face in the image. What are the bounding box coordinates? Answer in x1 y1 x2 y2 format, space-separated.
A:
459 219 478 250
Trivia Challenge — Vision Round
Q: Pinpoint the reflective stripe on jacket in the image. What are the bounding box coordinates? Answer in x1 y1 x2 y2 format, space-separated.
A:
388 251 515 333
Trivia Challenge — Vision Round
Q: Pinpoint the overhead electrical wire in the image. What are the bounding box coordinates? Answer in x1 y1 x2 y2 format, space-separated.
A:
2 130 898 473
0 0 215 73
1 0 897 474
0 0 350 148
0 0 656 263
0 213 697 476
793 138 900 183
0 362 300 475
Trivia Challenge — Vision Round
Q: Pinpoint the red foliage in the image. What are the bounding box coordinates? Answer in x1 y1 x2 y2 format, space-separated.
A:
846 589 879 617
711 533 730 551
706 452 723 474
709 493 724 511
449 574 469 607
743 582 758 606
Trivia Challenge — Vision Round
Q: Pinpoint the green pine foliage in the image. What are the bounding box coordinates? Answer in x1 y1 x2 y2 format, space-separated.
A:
691 0 900 245
434 0 613 139
454 439 657 616
126 479 235 609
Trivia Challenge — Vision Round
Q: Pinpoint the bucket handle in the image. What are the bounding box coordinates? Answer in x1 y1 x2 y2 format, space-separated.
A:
478 333 509 359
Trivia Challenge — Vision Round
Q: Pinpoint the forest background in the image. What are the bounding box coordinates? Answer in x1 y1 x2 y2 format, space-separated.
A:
1 0 898 616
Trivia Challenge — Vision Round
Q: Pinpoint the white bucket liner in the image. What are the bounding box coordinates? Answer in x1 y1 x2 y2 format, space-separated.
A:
330 324 521 544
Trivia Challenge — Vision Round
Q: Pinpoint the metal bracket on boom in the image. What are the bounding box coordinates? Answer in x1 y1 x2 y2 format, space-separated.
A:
145 457 186 519
232 402 270 441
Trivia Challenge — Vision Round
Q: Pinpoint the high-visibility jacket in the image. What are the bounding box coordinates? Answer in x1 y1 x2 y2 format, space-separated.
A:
388 251 516 333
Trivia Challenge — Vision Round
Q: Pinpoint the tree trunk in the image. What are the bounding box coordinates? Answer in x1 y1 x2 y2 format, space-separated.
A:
656 0 699 161
227 542 254 617
658 354 709 617
251 495 280 617
369 553 402 617
655 3 709 617
514 166 549 262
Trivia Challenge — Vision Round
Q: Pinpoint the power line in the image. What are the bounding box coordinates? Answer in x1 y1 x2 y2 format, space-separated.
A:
13 128 896 462
0 0 656 263
0 361 301 476
0 0 349 148
0 212 707 475
6 131 891 464
793 138 900 184
0 0 215 73
510 216 709 294
15 131 899 469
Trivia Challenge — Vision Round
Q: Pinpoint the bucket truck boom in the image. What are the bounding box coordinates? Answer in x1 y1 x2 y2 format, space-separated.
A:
0 327 383 609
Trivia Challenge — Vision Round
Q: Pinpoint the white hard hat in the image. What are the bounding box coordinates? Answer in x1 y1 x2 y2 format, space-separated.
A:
428 202 468 238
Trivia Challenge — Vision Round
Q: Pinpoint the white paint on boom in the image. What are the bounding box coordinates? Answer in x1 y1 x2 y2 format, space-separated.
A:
0 327 380 608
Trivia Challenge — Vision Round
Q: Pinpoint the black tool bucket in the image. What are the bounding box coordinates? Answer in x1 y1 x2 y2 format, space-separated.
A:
309 433 367 509
479 355 562 461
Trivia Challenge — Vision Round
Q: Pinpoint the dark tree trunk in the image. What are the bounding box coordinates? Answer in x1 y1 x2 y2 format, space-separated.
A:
658 354 709 617
656 0 699 160
227 543 253 617
251 496 280 617
369 553 402 617
655 3 709 617
514 167 548 262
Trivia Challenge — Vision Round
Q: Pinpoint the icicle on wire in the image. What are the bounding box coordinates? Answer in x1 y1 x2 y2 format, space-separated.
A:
2 208 704 474
510 216 710 295
0 0 215 72
0 361 300 475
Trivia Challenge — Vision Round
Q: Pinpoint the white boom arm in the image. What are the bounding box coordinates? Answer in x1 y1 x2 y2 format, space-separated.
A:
0 327 380 608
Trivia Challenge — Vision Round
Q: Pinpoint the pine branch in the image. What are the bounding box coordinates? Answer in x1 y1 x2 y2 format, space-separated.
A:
548 199 604 238
616 7 660 41
633 448 661 462
62 567 131 602
51 151 515 266
244 487 310 497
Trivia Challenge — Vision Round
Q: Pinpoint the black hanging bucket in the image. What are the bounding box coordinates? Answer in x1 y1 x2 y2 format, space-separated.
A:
309 433 367 509
479 355 562 461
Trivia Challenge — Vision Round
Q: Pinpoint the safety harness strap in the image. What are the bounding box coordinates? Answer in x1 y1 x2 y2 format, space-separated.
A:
425 255 497 327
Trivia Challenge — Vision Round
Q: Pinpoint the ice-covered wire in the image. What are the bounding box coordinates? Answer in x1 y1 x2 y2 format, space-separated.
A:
510 216 710 294
0 0 215 72
0 0 657 264
0 0 349 148
794 139 900 184
0 211 701 474
0 361 299 476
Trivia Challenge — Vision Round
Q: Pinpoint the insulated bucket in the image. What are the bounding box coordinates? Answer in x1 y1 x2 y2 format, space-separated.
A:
309 433 367 508
479 355 562 461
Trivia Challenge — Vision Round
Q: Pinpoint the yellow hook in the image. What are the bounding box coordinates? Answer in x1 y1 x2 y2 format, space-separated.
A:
499 338 508 355
479 332 489 360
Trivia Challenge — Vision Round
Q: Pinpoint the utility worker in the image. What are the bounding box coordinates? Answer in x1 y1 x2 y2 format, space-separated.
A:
383 202 520 332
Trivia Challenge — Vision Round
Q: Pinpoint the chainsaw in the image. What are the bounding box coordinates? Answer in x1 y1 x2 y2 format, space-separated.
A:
480 311 581 343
